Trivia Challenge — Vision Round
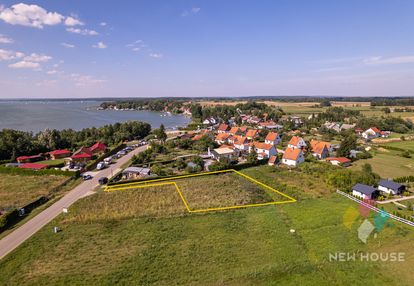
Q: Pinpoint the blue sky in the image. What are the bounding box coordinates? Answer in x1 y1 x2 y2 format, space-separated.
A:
1 0 414 98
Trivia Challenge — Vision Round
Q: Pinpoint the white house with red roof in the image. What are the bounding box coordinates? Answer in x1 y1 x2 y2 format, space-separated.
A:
245 129 259 140
217 123 230 133
362 127 382 139
281 148 305 167
215 133 231 144
287 136 307 150
251 142 277 160
326 157 351 167
265 132 281 145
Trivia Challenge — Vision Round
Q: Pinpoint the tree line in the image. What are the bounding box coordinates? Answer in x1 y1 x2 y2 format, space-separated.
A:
0 121 151 161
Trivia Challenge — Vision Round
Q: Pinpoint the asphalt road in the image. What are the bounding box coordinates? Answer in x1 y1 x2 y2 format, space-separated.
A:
0 145 147 260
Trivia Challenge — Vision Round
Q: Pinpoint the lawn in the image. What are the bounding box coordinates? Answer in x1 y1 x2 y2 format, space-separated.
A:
0 166 413 285
35 159 65 166
351 150 414 179
383 140 414 152
0 174 68 211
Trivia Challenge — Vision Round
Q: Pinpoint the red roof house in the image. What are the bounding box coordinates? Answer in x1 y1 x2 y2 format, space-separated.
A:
16 154 43 163
48 149 72 160
89 142 107 154
19 163 48 170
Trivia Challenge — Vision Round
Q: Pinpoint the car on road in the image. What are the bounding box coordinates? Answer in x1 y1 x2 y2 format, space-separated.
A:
96 162 106 170
82 174 93 180
98 177 108 185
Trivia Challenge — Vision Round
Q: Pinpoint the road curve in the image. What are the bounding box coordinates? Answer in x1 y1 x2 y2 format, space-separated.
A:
0 145 147 260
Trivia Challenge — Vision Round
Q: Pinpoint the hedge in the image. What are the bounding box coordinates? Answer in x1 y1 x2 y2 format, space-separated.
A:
394 176 414 183
0 166 77 177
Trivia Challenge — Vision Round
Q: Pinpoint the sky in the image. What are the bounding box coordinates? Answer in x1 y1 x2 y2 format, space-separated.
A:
1 0 414 98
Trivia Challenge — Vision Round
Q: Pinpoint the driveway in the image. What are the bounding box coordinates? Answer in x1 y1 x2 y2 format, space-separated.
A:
0 145 147 260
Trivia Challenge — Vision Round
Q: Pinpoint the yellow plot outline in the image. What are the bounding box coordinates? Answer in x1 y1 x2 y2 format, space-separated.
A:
104 169 296 213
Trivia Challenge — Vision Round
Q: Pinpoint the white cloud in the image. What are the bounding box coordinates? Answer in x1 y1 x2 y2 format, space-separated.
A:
0 34 13 44
70 73 106 86
149 53 163 58
8 61 40 69
46 70 58 75
24 53 52 62
364 56 414 65
181 7 201 16
66 27 98 36
92 42 107 49
61 42 75 48
132 47 140 52
0 3 64 28
64 16 84 26
36 79 56 86
0 49 24 61
100 22 107 26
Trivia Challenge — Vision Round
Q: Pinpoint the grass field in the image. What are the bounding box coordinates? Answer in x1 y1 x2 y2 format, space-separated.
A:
35 159 65 166
383 140 414 152
0 174 68 211
351 149 414 179
1 166 413 285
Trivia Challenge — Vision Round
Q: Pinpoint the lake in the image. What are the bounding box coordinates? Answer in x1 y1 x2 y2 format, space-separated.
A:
0 100 191 133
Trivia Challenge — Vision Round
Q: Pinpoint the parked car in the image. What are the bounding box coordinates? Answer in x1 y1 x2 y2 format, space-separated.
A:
104 157 112 164
98 177 108 185
96 162 106 170
83 174 93 180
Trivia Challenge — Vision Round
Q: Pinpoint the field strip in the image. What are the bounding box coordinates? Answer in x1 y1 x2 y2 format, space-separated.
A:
104 169 296 213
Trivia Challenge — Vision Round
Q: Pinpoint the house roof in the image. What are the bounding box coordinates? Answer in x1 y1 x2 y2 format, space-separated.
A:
239 126 248 133
123 167 150 174
229 127 239 134
352 184 377 195
215 133 230 141
265 132 279 142
268 155 278 164
90 142 107 151
288 136 304 147
246 129 258 137
213 147 235 155
49 149 71 155
254 142 274 151
192 134 204 141
234 136 248 145
326 157 351 163
368 127 381 133
310 140 330 155
71 153 92 159
19 163 48 170
73 146 93 156
217 123 229 131
282 148 302 161
16 154 42 160
379 179 403 191
259 121 276 126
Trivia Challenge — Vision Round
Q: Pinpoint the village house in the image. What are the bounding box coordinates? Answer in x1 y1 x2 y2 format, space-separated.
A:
265 132 281 146
281 148 305 167
326 157 352 167
310 139 332 152
268 155 278 166
258 121 283 130
352 184 379 200
89 142 107 155
238 126 248 135
378 179 405 195
312 144 329 160
323 122 341 133
48 149 71 160
122 167 151 180
245 129 259 140
233 136 249 152
19 163 48 170
217 123 230 133
228 127 240 136
210 147 239 162
202 117 217 125
215 133 231 144
287 136 307 150
16 154 43 164
251 142 277 160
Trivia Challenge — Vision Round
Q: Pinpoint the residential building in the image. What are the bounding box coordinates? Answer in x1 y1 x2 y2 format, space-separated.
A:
16 154 43 164
378 179 405 195
362 127 389 139
48 150 71 160
352 184 379 200
215 133 231 144
265 132 281 146
211 147 239 162
246 129 259 140
252 142 277 160
268 155 278 166
19 163 48 170
89 142 107 154
281 148 305 167
228 127 240 135
326 157 352 167
122 167 151 180
202 117 217 125
217 123 230 133
287 136 307 150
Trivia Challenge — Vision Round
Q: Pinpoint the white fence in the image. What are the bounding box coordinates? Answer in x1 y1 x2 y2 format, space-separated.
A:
336 190 414 227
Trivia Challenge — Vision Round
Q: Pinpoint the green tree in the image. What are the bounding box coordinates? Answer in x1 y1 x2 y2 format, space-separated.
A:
337 134 357 157
247 149 258 165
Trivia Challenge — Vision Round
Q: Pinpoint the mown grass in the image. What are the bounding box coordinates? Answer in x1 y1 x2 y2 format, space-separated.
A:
0 166 413 285
0 174 68 210
351 150 414 179
383 140 414 152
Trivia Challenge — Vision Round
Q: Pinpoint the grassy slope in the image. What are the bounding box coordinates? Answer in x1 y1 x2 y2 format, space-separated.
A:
350 150 414 179
383 140 414 152
0 174 68 210
0 166 413 285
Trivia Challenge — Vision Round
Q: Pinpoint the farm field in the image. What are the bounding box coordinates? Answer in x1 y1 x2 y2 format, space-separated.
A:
0 174 68 211
382 140 414 152
351 150 414 179
1 166 413 285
